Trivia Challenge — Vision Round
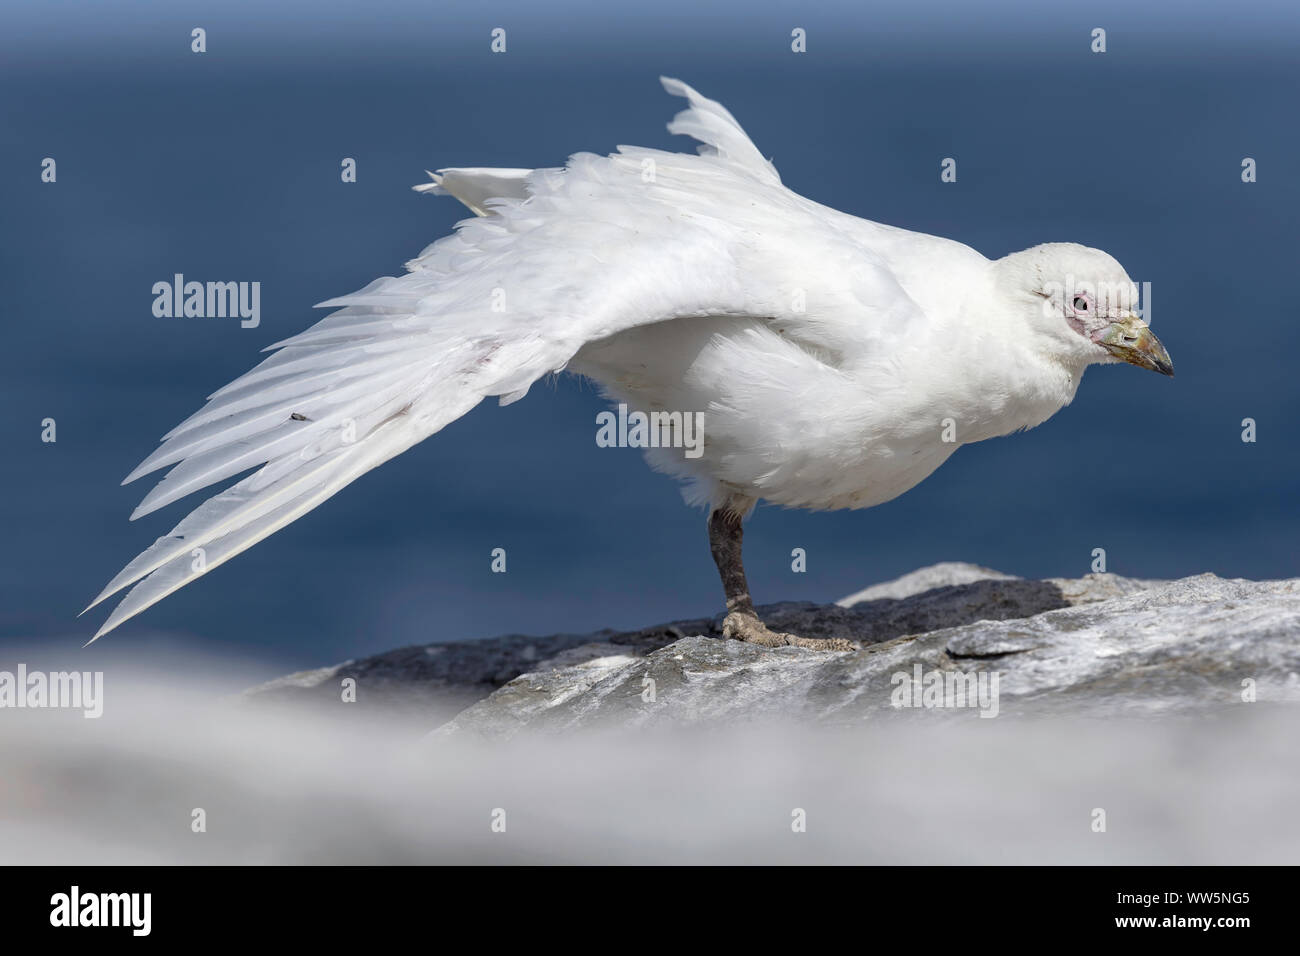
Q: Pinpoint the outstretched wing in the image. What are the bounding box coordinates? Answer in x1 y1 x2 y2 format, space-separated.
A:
85 77 919 640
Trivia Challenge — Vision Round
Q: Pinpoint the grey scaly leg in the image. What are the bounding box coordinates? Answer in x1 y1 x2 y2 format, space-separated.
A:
707 500 857 652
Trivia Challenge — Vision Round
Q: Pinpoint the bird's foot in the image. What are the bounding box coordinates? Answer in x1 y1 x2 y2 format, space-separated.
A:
721 612 858 652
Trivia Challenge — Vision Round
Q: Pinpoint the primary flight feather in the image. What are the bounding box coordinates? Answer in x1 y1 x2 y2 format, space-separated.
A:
86 77 1172 649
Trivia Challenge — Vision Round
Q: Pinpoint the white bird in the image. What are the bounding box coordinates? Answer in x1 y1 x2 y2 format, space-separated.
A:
85 77 1172 649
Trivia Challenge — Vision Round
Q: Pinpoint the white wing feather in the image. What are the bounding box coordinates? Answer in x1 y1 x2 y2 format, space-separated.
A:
414 167 536 216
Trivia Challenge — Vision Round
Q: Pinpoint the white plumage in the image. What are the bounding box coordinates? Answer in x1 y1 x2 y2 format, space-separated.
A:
86 77 1171 646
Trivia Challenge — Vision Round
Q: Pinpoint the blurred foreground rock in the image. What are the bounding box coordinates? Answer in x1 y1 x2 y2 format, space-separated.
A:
243 563 1300 736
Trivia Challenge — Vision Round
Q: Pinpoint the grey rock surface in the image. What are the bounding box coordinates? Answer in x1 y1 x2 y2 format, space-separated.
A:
836 561 1019 605
244 563 1300 736
242 630 619 725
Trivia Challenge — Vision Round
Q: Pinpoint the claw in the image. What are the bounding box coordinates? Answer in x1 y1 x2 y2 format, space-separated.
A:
722 612 857 652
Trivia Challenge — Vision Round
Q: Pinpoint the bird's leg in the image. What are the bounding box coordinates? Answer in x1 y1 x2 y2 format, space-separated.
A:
707 502 857 652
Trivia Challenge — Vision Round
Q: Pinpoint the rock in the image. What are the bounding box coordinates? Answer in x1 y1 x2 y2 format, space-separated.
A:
836 561 1018 605
243 564 1300 736
241 631 622 726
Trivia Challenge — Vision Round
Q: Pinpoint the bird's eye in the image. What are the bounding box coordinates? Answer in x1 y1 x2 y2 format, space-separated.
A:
1072 296 1090 312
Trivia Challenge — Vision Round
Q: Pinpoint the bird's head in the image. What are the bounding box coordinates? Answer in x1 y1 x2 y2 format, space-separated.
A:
994 243 1173 378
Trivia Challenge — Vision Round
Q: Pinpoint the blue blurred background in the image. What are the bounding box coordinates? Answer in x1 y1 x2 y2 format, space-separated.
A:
2 0 1297 676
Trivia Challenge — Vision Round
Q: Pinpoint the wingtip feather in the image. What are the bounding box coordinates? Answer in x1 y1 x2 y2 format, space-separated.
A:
412 170 444 194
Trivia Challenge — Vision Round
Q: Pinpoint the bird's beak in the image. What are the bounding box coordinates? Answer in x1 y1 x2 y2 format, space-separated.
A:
1094 317 1174 377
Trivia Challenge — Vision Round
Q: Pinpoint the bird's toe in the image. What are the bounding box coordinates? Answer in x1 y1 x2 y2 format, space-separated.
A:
721 612 857 652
